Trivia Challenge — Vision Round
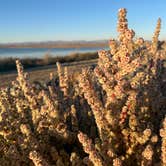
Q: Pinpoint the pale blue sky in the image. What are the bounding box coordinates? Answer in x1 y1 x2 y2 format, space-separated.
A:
0 0 165 43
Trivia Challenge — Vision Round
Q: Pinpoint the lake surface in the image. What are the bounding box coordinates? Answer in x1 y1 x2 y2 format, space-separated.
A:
0 47 108 58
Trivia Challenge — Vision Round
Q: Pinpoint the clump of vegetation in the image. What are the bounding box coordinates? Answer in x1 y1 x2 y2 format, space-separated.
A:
0 52 98 73
0 8 166 166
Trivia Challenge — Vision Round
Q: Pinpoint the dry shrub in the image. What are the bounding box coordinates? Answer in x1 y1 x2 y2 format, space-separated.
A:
0 8 166 166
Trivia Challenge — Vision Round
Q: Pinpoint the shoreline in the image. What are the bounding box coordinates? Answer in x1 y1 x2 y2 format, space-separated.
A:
0 51 99 73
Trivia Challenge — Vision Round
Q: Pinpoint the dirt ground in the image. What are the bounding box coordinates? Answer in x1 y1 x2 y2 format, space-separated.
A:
0 59 97 87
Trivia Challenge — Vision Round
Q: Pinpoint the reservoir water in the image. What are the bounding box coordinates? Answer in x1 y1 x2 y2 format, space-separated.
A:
0 47 108 58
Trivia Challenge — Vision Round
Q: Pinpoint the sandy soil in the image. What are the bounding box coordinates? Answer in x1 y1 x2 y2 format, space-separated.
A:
0 59 97 87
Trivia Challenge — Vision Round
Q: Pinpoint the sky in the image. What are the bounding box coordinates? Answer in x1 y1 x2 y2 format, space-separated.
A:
0 0 165 43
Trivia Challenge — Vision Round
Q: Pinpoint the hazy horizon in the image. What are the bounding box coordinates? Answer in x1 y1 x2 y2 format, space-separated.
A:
0 0 165 43
0 38 162 45
0 39 108 45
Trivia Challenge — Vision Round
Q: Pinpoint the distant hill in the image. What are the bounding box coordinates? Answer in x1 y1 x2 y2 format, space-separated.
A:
0 40 108 48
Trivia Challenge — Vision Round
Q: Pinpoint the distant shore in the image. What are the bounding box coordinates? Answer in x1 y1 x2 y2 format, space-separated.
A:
0 40 108 48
